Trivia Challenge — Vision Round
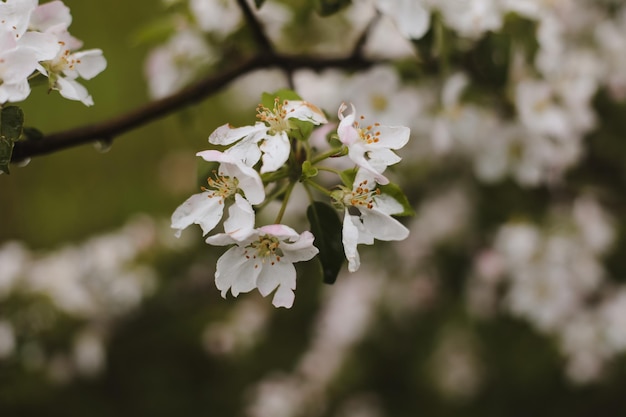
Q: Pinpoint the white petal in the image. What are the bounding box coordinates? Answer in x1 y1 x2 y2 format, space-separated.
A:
171 191 224 237
259 132 290 173
280 231 319 263
361 208 409 241
208 122 266 146
55 76 93 106
284 100 328 124
223 194 256 240
214 247 260 297
73 49 107 80
342 210 362 272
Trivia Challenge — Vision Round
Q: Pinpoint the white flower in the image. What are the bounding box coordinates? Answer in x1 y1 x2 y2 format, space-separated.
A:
336 169 409 272
209 98 328 173
144 29 214 99
0 3 59 103
206 195 319 308
37 32 107 106
375 0 431 40
171 150 265 237
337 102 410 185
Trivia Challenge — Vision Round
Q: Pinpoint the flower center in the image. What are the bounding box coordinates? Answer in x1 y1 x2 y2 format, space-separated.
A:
354 115 382 145
256 97 293 134
201 169 238 202
333 179 380 210
49 43 80 73
245 235 283 268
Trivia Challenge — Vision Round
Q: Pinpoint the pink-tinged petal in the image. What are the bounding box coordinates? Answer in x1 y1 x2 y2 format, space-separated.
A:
30 1 72 32
214 247 261 297
208 122 267 146
285 100 328 124
337 104 360 146
259 132 290 174
280 231 319 263
361 209 409 241
258 224 299 240
171 191 224 237
223 194 256 240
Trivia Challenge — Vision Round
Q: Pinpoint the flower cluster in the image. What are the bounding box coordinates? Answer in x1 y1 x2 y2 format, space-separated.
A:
171 93 411 308
0 0 106 106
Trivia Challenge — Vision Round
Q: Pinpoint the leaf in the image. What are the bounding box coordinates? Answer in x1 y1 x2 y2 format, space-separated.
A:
254 0 266 8
0 106 24 174
0 136 13 174
315 0 352 16
378 182 415 216
1 106 24 141
260 89 303 109
307 202 345 284
339 168 357 188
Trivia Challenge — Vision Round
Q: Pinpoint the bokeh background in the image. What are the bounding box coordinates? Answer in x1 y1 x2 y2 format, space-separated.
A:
2 1 626 416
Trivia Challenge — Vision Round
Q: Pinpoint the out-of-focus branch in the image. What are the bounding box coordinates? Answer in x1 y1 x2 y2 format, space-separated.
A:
235 0 274 54
11 52 377 162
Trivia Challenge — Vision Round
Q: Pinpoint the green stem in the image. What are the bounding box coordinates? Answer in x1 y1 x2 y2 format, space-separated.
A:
305 179 332 197
316 166 341 175
261 167 289 184
274 181 296 224
311 146 346 165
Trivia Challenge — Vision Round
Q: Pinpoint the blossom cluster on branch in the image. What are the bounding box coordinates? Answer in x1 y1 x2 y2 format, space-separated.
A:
171 92 411 307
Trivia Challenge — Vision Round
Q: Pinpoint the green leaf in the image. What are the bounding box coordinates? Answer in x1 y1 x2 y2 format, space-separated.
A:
307 202 345 284
0 106 24 174
254 0 266 8
339 168 357 188
0 136 14 174
379 182 415 216
301 160 318 180
260 89 303 109
289 118 314 142
1 106 24 141
315 0 352 16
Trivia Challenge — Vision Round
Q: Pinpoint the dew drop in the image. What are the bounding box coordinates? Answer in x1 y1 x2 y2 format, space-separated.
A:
16 157 31 168
93 139 112 153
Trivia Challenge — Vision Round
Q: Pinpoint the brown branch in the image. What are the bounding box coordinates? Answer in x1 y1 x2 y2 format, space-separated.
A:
235 0 274 54
11 53 376 162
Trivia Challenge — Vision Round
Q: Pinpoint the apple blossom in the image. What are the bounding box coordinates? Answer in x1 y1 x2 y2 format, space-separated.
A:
337 102 410 185
171 150 265 238
209 98 328 173
333 169 409 272
206 195 319 308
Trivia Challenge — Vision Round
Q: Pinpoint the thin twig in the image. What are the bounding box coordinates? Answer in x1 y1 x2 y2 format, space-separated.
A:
11 53 377 162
